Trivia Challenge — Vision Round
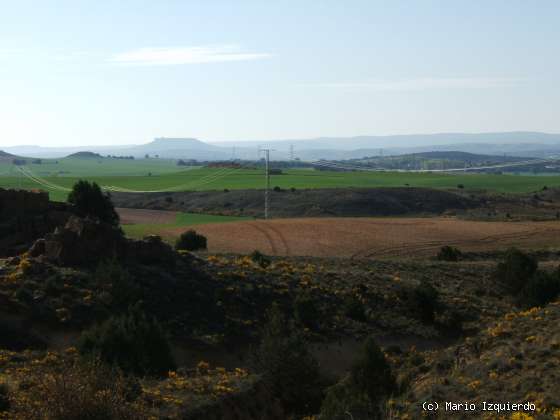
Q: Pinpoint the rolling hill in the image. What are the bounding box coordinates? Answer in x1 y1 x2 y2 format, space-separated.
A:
3 132 560 161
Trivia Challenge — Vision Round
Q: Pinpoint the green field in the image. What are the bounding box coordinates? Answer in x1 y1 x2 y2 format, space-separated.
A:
1 165 559 202
0 156 182 177
122 212 250 241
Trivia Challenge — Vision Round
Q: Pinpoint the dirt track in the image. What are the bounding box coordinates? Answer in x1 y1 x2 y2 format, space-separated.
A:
182 218 560 258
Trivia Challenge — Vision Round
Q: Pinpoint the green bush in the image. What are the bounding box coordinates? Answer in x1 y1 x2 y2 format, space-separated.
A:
67 180 120 226
252 304 324 416
94 260 142 312
293 292 319 328
78 304 175 375
519 270 560 308
495 248 537 294
343 296 367 322
249 250 271 268
436 245 462 262
407 282 441 324
175 229 207 251
0 383 10 412
320 336 395 420
350 336 396 402
320 378 371 420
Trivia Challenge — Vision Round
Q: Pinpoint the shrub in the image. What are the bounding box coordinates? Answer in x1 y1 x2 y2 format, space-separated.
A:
293 292 319 328
94 260 142 312
519 270 560 308
343 296 367 322
252 305 324 416
407 282 441 323
495 248 537 294
438 310 464 337
67 180 120 226
436 245 462 262
0 383 9 412
175 229 207 251
14 286 33 303
249 250 271 268
320 378 371 420
457 184 465 189
78 304 175 375
320 336 395 420
11 359 148 419
350 336 396 402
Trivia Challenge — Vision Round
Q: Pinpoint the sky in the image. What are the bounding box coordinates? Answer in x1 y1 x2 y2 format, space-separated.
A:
0 0 559 147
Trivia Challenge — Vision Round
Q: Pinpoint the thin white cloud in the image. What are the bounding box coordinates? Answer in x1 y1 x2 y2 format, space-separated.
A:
311 77 524 91
110 45 272 66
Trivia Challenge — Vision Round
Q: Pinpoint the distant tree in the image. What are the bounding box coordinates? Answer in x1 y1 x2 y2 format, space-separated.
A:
175 230 207 251
67 180 120 226
437 245 462 262
145 154 149 159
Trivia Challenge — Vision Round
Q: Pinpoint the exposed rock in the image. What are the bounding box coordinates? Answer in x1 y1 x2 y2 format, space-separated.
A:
39 216 126 265
30 216 175 266
28 238 46 257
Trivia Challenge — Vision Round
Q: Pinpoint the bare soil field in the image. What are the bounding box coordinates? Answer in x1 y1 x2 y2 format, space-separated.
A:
174 217 560 258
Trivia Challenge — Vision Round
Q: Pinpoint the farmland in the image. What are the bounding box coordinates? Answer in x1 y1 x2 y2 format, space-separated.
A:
119 208 250 240
2 164 560 202
119 213 560 258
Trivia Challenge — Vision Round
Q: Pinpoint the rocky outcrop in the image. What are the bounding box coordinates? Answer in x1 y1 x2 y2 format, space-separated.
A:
0 189 72 256
30 216 175 266
40 216 127 265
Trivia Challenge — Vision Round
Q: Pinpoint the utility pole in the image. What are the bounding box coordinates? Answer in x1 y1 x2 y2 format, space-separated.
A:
289 144 294 161
259 148 274 219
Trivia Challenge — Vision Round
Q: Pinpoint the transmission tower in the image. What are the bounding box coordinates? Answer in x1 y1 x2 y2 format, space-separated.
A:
259 148 274 219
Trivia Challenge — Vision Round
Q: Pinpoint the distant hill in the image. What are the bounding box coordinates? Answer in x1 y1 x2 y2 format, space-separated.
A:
66 151 103 159
214 131 560 150
0 150 27 163
0 150 16 160
342 150 530 171
388 151 526 163
4 132 560 161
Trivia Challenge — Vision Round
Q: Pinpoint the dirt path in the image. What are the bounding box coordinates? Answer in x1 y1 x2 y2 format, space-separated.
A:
186 217 560 258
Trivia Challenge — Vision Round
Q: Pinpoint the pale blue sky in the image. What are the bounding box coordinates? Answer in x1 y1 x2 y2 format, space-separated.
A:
1 0 559 147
